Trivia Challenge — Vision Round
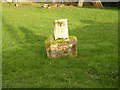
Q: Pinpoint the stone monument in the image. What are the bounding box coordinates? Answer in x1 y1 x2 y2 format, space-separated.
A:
54 19 69 41
45 19 77 58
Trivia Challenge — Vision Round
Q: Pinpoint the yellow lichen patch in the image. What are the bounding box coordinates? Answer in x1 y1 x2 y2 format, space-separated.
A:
45 36 77 49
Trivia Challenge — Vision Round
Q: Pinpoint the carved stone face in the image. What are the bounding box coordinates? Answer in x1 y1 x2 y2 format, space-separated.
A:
54 19 69 40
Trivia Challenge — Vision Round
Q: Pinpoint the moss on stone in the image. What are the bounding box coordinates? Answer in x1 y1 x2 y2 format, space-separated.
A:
57 21 65 26
69 36 77 41
45 36 77 49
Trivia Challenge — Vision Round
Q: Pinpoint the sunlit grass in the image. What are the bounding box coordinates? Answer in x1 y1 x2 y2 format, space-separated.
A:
2 3 118 88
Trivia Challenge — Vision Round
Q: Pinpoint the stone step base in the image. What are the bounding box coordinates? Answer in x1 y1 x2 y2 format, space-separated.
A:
45 36 77 59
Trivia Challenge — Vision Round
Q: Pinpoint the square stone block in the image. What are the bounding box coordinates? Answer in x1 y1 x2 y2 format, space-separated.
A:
45 36 77 58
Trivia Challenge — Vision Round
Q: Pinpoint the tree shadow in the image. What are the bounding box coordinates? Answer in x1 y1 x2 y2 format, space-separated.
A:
2 18 48 59
18 27 47 58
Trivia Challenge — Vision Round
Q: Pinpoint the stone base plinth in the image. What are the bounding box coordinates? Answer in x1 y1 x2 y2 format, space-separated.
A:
45 36 77 58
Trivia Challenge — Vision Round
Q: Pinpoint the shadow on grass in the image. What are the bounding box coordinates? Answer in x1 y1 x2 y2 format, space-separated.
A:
3 18 47 59
18 27 47 58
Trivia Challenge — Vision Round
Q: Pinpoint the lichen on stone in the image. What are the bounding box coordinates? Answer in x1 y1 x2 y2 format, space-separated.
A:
45 35 77 58
57 21 65 26
45 36 77 49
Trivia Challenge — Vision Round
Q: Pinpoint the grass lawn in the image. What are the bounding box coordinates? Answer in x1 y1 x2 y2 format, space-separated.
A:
2 3 118 88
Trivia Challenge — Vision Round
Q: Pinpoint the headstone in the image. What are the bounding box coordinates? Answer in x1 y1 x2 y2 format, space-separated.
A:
78 0 84 7
53 19 69 41
57 4 63 7
55 4 58 7
15 3 19 7
43 4 49 8
45 19 77 58
92 0 104 9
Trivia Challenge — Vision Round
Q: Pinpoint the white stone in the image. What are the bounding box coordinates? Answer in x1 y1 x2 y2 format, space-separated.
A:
78 0 84 7
53 19 69 40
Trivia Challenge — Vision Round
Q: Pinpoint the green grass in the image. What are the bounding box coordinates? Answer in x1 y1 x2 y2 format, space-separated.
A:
2 3 118 88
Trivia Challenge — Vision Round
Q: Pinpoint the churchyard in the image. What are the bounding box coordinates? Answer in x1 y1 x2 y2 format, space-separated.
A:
2 2 118 88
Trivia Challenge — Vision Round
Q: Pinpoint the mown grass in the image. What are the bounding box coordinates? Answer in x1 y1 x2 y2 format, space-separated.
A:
2 3 118 88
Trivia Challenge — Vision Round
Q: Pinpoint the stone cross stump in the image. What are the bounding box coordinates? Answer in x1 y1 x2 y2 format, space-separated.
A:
45 19 77 58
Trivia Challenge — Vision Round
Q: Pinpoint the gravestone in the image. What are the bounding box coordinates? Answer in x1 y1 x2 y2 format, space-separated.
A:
45 19 77 58
78 0 104 9
78 0 84 7
43 4 49 8
92 0 104 9
15 3 19 7
54 19 69 41
57 4 63 7
54 4 58 7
